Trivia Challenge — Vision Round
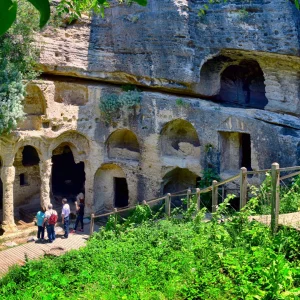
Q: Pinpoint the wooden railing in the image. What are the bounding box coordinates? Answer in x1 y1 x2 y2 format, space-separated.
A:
90 163 300 235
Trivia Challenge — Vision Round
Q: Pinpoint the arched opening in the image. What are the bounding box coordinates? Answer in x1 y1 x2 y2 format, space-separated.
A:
160 119 200 158
162 167 198 207
52 144 85 200
219 60 268 109
13 146 41 211
163 168 199 194
22 146 40 166
106 129 140 160
94 164 129 213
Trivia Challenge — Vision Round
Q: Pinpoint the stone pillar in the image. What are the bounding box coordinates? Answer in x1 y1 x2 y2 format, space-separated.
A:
1 166 17 233
39 159 52 209
84 161 94 215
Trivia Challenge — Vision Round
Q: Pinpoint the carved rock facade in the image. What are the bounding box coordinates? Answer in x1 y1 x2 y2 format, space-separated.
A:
1 0 300 233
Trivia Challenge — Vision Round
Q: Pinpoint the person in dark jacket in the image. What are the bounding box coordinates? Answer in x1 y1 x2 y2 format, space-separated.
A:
71 193 85 233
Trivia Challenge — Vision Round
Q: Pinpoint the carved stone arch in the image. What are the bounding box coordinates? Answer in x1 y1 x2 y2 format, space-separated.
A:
51 140 86 199
48 130 90 163
105 129 141 160
160 119 200 158
198 51 268 109
12 143 42 207
162 167 199 205
94 163 129 213
14 139 45 161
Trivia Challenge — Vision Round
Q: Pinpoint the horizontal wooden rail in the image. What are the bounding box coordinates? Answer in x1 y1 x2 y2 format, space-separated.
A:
280 170 300 181
278 166 300 172
147 196 166 204
246 169 271 175
215 174 239 187
90 163 300 235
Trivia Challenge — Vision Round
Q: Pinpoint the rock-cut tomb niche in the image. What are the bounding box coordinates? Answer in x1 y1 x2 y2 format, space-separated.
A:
163 167 199 194
94 164 129 213
160 119 200 158
51 144 85 200
106 129 140 160
199 56 268 109
162 167 199 206
13 146 41 208
219 132 251 174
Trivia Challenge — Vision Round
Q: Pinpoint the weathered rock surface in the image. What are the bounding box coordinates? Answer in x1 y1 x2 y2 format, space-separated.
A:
39 0 300 114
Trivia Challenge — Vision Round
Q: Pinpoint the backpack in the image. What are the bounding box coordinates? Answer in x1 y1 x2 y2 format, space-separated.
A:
48 212 58 225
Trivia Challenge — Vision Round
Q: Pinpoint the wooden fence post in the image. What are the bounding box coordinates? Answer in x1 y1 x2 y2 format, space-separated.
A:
271 162 280 235
114 208 118 229
239 167 247 210
165 193 171 217
196 188 201 211
212 180 218 213
89 213 95 235
187 188 191 209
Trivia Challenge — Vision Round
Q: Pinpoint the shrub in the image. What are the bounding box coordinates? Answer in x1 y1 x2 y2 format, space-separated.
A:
99 90 141 124
0 70 25 134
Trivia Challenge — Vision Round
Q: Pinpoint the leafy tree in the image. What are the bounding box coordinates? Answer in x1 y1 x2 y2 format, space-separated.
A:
0 0 148 37
0 0 40 134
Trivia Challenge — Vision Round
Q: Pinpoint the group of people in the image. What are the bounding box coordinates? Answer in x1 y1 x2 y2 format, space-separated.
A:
35 193 85 243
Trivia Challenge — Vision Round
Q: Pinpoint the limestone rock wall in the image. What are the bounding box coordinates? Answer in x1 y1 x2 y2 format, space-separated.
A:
39 0 300 115
2 0 300 231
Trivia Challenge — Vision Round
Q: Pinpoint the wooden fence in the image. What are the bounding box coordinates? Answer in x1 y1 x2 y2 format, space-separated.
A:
90 163 300 235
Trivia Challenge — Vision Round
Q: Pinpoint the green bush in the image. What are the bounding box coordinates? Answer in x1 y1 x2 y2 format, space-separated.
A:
99 90 141 124
0 0 40 133
0 70 25 134
1 199 300 299
253 174 300 215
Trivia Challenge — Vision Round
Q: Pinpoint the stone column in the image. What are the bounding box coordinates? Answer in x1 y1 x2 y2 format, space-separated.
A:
84 161 93 215
39 159 52 209
1 166 17 233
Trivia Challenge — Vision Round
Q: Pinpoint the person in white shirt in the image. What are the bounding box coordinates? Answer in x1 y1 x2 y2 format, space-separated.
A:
61 198 70 238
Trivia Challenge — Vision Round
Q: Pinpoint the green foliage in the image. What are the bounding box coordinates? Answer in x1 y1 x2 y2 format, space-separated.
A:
0 70 25 134
252 174 300 215
99 90 141 124
0 0 40 134
175 98 190 109
197 168 221 211
0 0 148 36
1 197 300 299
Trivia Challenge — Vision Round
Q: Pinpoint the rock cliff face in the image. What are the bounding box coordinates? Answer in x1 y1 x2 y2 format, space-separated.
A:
1 0 300 232
39 0 300 114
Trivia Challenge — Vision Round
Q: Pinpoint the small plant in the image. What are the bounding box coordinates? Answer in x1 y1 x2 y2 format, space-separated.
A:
175 98 190 109
99 90 141 124
204 143 214 153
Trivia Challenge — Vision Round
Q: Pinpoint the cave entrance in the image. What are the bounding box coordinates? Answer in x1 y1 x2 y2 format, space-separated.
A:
220 132 252 173
163 168 198 207
219 60 268 109
114 177 129 208
94 164 128 212
52 145 85 200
